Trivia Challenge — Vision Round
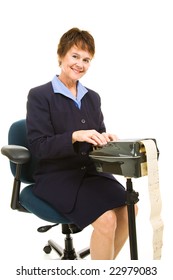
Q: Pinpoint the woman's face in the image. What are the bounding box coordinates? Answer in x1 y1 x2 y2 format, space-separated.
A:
59 45 92 81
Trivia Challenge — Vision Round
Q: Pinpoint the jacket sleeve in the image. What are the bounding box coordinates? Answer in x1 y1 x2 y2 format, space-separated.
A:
26 86 77 160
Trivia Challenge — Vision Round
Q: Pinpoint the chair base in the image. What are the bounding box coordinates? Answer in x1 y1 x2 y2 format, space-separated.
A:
43 234 90 260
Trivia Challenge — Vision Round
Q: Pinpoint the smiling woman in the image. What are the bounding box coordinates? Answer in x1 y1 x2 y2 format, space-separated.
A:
58 45 92 97
26 27 135 260
0 0 172 270
57 28 94 97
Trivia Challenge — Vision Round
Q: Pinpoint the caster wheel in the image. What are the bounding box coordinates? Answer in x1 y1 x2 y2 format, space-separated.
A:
43 245 52 254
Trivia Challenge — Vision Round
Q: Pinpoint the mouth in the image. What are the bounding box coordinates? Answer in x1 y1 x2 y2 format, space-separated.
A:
71 67 83 74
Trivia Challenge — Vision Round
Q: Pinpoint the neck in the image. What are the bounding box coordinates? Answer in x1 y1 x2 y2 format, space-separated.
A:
58 75 77 97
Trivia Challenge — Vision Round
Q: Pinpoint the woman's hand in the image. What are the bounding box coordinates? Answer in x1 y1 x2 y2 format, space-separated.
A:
72 130 118 146
102 132 119 142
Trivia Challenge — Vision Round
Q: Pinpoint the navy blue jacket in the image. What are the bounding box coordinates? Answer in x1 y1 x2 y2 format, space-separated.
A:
26 81 114 213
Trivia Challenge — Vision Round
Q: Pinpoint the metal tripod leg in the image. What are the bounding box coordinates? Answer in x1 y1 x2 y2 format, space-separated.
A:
126 178 139 260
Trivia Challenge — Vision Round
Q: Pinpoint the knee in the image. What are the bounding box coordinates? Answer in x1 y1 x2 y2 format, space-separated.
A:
93 210 117 236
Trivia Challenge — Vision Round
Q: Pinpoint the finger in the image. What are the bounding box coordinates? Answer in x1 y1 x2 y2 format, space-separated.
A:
85 135 98 146
103 133 118 141
102 133 111 142
91 134 107 146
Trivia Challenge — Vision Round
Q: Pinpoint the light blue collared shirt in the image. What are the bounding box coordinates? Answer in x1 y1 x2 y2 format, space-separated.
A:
51 75 88 109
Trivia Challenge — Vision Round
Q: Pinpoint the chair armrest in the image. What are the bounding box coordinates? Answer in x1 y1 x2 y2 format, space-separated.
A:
1 145 30 164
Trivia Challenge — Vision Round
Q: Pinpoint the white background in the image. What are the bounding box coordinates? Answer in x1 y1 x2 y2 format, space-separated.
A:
0 0 173 278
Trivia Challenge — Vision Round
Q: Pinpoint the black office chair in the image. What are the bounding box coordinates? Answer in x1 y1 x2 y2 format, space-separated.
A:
1 119 90 260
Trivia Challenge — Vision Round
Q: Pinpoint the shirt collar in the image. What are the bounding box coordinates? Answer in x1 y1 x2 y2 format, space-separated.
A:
51 75 88 109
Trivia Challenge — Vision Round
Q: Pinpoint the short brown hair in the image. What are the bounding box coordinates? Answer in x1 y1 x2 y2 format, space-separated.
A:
57 27 95 65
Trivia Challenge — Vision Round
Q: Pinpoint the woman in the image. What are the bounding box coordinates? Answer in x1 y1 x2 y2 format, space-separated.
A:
26 27 137 259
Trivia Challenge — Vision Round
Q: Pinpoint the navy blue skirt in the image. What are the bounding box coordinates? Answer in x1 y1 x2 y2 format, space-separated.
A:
62 174 126 229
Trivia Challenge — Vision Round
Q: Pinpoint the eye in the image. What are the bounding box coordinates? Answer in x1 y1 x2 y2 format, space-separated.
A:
83 58 90 63
72 54 78 59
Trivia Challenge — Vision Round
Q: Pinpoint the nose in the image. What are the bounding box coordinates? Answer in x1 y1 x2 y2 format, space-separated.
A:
76 59 84 68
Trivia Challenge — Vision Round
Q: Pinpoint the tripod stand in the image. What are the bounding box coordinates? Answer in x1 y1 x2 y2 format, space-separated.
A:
126 178 139 260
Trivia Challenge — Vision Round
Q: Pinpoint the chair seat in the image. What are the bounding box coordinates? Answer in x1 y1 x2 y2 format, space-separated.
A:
20 185 70 224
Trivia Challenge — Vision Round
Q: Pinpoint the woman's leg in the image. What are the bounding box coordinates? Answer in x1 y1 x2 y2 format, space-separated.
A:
90 205 138 260
90 210 117 260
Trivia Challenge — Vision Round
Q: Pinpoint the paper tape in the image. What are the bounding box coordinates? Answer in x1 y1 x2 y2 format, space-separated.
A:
140 139 164 260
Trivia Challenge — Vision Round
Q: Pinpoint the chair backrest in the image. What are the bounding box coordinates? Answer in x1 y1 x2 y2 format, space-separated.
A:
8 119 36 184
